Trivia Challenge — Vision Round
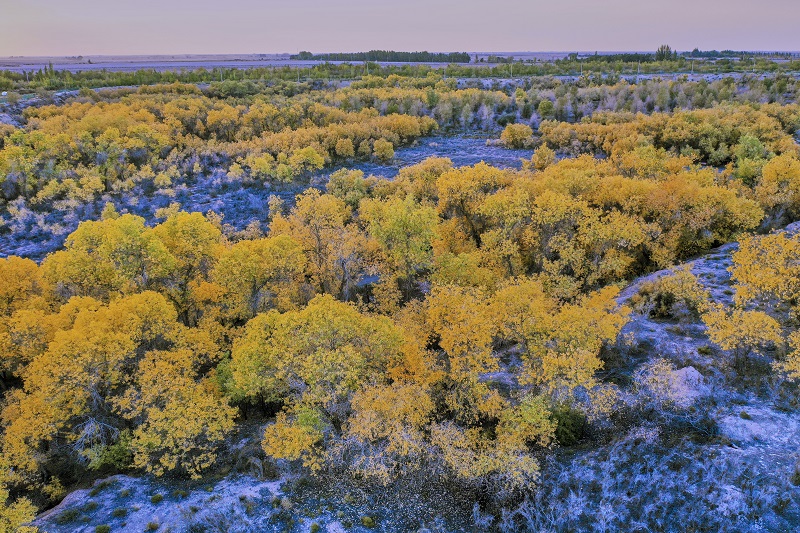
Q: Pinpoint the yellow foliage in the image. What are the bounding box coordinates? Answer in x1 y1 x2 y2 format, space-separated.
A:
426 284 498 380
702 306 783 360
500 123 533 148
348 383 433 446
492 279 628 390
1 291 231 486
212 235 307 321
272 189 366 300
496 395 556 450
0 257 42 317
230 294 403 407
262 411 323 471
41 214 175 300
755 153 800 218
631 267 710 320
730 233 800 309
0 481 36 533
430 422 542 494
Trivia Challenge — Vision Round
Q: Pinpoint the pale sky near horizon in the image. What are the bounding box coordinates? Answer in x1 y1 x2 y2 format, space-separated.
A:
0 0 798 56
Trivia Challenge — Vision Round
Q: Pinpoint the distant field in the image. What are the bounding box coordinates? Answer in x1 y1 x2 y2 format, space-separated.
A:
0 53 491 73
0 51 726 73
2 52 798 76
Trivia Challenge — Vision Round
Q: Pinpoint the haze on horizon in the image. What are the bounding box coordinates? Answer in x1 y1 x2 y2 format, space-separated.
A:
1 0 798 57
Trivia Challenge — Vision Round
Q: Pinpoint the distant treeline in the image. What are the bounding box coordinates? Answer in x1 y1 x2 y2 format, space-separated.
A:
574 53 659 63
291 50 472 63
685 49 797 59
686 49 747 59
565 48 796 64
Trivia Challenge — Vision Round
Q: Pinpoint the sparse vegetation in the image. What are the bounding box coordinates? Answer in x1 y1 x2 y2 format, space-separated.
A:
55 508 80 524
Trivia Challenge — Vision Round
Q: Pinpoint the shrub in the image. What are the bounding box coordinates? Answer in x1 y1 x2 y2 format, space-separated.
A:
88 430 134 471
631 267 709 321
373 138 395 162
697 345 713 355
496 112 517 127
89 480 113 497
500 123 533 148
146 522 160 531
111 507 128 517
55 509 80 524
95 526 111 533
537 99 555 120
529 144 556 171
361 516 377 528
335 138 355 158
551 404 587 446
150 493 164 504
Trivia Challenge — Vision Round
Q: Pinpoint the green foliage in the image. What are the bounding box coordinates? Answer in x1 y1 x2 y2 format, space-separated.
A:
87 430 134 471
655 44 677 61
55 509 80 524
537 99 555 120
551 404 587 446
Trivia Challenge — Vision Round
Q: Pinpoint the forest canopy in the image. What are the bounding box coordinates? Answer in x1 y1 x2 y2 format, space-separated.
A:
1 66 800 531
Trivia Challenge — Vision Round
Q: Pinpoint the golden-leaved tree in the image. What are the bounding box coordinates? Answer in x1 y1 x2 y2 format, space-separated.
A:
2 291 234 492
230 294 404 468
271 190 368 301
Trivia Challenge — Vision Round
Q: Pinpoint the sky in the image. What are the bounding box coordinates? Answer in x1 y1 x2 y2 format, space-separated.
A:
1 0 798 56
